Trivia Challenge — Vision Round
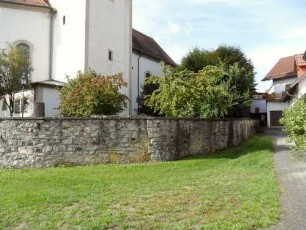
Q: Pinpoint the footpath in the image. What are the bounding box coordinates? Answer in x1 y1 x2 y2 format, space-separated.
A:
265 128 306 230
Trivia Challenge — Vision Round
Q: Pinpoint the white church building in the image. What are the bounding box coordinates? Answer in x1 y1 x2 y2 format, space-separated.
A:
0 0 176 117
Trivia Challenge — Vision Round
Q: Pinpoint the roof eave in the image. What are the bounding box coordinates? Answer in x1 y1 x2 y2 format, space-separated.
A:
0 0 51 10
132 48 177 67
262 73 297 81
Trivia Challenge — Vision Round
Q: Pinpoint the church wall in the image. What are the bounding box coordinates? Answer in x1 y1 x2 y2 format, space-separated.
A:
131 53 163 115
42 87 61 117
0 6 50 82
86 0 132 114
49 0 87 82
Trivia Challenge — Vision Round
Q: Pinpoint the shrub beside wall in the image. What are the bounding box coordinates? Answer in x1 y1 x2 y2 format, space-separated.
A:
0 118 258 168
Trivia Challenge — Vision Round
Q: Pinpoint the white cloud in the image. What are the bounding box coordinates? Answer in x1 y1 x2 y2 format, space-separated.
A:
133 0 306 92
277 26 306 40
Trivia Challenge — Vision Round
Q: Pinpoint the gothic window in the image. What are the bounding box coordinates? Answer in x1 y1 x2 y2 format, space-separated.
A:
16 42 30 73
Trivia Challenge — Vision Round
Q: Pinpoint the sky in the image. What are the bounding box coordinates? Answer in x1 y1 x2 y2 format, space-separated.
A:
133 0 306 92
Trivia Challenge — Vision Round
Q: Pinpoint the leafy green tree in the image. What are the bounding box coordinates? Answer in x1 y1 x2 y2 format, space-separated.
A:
280 96 306 150
179 47 219 72
178 45 256 117
0 45 32 116
58 70 128 117
145 63 235 118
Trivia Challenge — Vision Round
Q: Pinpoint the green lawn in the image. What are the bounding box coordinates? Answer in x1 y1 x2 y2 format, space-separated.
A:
0 135 280 230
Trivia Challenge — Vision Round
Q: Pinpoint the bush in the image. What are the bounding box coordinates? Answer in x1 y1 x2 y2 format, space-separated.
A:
145 63 235 118
58 70 128 117
280 96 306 150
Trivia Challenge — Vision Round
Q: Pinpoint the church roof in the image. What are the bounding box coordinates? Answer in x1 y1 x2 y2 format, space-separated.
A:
132 29 177 67
0 0 50 8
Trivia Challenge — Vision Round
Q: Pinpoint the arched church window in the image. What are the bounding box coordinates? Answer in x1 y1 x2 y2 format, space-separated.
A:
16 43 30 60
16 42 30 73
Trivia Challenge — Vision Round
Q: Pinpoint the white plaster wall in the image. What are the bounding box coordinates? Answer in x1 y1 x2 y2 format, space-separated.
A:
298 76 306 98
266 101 288 127
131 53 164 115
250 99 267 113
42 87 60 117
87 0 132 105
0 90 34 117
272 77 296 93
0 5 50 82
49 0 87 82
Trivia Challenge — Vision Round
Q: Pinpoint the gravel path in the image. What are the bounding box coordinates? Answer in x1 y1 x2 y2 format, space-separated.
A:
265 128 306 230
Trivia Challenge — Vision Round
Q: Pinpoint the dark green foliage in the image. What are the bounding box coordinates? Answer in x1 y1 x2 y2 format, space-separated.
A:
137 80 162 116
58 70 128 117
179 47 219 72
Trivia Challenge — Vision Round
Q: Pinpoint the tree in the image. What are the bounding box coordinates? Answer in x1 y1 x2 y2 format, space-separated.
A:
58 70 128 117
280 96 306 150
137 80 162 116
179 47 219 72
145 63 235 118
0 45 32 116
178 45 256 117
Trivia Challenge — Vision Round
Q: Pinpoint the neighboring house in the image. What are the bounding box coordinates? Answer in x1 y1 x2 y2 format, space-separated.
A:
284 53 306 101
249 92 268 126
263 53 306 127
0 0 176 117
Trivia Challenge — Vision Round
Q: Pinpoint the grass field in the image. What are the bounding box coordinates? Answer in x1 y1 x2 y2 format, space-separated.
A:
0 135 280 229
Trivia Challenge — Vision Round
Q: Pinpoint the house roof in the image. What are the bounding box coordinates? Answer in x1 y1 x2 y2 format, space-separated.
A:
132 29 177 67
0 0 50 7
295 53 306 66
263 55 297 81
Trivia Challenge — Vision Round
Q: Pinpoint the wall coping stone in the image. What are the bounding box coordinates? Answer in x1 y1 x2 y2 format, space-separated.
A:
0 117 255 122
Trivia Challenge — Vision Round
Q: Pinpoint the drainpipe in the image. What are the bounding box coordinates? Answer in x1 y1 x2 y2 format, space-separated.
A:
49 7 57 81
137 53 142 115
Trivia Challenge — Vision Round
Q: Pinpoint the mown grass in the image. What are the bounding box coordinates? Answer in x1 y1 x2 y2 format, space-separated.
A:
0 135 279 229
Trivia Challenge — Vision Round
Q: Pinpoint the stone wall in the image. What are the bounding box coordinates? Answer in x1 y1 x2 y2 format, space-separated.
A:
0 118 258 168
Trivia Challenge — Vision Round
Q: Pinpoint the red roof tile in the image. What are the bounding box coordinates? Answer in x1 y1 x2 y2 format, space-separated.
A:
263 55 297 81
0 0 50 8
132 29 177 67
295 54 306 66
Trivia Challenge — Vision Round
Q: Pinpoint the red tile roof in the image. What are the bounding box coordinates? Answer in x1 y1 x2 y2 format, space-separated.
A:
263 55 297 81
0 0 50 8
132 29 177 67
295 54 306 66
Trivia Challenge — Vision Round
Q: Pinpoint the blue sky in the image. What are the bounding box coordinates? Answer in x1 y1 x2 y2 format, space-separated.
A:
133 0 306 92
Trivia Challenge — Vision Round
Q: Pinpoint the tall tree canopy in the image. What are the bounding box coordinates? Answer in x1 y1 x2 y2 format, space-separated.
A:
145 64 235 118
179 45 256 117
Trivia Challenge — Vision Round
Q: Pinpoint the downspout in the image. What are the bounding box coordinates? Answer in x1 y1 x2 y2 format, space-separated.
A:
137 53 142 115
49 7 57 81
